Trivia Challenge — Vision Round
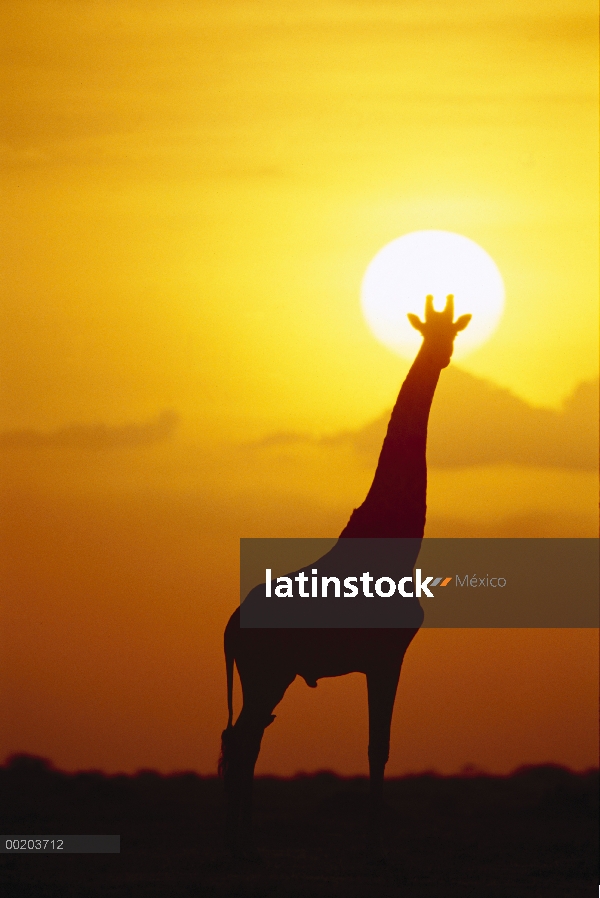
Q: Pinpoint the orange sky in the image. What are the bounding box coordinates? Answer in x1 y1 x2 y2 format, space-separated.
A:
0 0 598 775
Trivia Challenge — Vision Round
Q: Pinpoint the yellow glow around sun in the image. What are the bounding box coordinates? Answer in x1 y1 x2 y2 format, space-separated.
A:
361 231 505 359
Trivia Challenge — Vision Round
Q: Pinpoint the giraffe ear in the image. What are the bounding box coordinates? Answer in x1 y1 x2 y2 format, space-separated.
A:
454 314 472 332
407 313 425 333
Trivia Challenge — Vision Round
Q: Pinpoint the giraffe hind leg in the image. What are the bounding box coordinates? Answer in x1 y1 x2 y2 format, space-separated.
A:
223 673 293 858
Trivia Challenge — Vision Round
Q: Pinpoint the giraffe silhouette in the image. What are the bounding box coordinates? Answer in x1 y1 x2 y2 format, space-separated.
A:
220 295 471 857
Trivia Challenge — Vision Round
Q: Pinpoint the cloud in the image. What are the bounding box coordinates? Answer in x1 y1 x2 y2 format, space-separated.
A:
252 371 599 470
0 410 179 451
424 512 598 538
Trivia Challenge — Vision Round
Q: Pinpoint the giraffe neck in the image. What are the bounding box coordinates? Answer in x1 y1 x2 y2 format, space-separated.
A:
339 340 447 539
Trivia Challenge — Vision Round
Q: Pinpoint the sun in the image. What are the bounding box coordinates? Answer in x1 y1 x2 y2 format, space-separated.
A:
361 230 505 359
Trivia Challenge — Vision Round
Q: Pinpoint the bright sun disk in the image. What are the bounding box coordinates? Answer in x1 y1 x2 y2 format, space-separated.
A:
361 230 505 359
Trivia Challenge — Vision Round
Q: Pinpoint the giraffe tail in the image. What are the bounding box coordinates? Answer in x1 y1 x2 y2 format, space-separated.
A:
218 625 236 778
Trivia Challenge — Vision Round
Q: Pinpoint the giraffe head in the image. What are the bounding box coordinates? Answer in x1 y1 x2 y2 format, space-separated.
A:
408 294 471 368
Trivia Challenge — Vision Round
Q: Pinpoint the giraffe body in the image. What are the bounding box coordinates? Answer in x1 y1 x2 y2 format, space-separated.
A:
219 296 470 856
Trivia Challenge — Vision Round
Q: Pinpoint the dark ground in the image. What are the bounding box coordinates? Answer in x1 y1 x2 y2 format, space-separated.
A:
0 755 597 898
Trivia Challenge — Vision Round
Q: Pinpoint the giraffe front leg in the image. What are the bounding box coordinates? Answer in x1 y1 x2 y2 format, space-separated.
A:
366 664 401 859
